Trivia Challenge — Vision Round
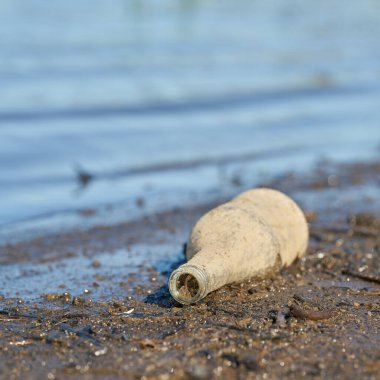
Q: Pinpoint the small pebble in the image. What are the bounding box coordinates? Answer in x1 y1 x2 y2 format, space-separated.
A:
94 347 108 356
72 296 86 306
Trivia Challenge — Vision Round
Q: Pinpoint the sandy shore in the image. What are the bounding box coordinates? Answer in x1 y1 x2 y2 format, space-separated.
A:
0 159 379 379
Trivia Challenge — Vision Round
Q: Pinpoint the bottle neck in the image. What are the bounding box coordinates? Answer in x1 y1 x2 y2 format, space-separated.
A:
168 264 209 305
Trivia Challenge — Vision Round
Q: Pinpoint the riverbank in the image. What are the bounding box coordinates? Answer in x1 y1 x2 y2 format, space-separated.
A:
0 158 379 379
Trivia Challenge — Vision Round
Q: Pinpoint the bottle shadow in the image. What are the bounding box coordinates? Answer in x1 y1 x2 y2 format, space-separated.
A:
144 244 186 308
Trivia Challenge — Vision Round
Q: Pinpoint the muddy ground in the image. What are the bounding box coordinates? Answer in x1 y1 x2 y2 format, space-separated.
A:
0 160 379 380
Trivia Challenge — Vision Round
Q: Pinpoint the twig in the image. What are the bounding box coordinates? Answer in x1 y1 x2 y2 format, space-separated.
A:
342 269 380 285
0 310 38 320
290 305 336 321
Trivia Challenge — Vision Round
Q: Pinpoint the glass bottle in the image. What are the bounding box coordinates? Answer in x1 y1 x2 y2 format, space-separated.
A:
169 188 309 305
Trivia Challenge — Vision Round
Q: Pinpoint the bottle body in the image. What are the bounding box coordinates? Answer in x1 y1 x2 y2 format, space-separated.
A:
169 188 308 305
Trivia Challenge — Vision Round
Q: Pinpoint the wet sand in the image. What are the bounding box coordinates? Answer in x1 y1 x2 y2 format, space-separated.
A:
0 159 379 379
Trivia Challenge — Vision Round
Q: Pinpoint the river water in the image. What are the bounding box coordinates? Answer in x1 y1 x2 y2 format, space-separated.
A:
0 0 379 239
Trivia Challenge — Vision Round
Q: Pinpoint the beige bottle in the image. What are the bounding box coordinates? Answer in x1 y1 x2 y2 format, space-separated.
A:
169 188 308 305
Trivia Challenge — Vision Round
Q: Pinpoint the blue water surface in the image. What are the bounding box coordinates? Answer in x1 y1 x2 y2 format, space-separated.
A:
0 0 379 235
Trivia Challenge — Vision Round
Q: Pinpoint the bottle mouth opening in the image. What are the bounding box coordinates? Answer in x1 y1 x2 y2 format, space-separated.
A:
169 265 208 305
